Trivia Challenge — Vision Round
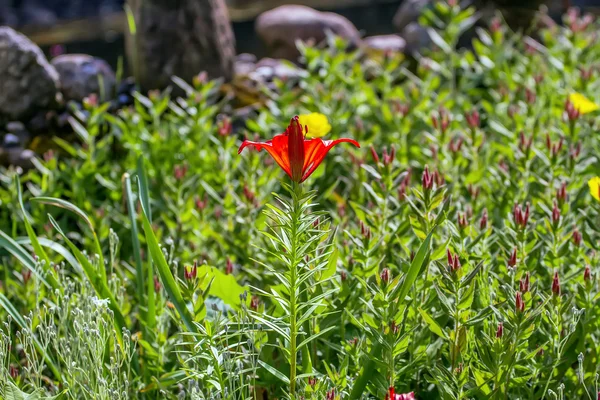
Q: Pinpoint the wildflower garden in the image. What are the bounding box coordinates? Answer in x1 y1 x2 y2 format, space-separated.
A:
3 2 600 399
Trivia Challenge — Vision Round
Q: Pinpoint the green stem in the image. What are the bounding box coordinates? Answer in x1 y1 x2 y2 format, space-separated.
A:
289 182 302 397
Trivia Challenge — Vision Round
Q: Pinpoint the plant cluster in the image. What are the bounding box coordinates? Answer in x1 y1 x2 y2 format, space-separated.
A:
2 2 600 399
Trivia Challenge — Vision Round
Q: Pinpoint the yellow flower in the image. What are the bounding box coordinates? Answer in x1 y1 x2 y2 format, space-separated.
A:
569 93 599 114
298 113 332 138
589 177 600 201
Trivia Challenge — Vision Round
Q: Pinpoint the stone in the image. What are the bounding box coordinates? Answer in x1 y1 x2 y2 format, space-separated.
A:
125 0 236 91
0 27 60 121
251 58 305 82
2 133 20 148
363 35 406 53
5 121 30 145
401 22 432 54
393 0 431 32
255 5 362 61
235 53 257 76
51 54 116 102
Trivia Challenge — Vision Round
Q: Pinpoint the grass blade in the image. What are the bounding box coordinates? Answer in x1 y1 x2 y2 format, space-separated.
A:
137 175 197 334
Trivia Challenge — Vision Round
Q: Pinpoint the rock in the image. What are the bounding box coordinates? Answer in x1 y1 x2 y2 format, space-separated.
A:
0 27 59 121
2 133 20 148
393 0 431 32
251 58 306 82
51 54 116 102
401 22 432 54
235 53 257 76
256 5 362 61
125 0 236 91
6 121 26 134
363 35 406 53
5 121 30 144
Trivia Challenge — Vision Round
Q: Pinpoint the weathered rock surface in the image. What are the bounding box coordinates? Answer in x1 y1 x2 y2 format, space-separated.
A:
256 5 361 61
0 26 59 120
363 34 406 53
52 54 116 101
393 0 431 32
125 0 236 91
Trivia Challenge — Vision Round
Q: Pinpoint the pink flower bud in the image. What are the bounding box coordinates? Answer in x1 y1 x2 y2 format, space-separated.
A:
496 322 503 338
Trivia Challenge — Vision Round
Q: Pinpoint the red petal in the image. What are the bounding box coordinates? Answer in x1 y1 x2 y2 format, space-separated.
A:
238 134 292 179
301 138 360 182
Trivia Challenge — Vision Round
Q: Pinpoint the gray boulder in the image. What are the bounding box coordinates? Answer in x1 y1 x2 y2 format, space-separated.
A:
393 0 431 32
52 54 116 102
0 26 59 120
256 5 361 61
363 35 406 53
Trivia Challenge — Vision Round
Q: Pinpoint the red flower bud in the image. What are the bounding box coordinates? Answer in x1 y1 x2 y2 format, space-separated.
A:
552 271 561 296
250 295 260 311
479 208 488 230
380 268 391 284
519 272 530 293
422 166 433 191
516 291 525 313
573 229 583 247
308 377 317 388
552 202 561 224
496 322 503 338
154 275 161 293
226 258 234 275
508 248 517 269
447 250 461 272
184 261 198 281
584 265 592 282
556 182 567 204
217 115 232 136
457 212 468 229
465 109 480 129
370 145 380 164
326 389 335 400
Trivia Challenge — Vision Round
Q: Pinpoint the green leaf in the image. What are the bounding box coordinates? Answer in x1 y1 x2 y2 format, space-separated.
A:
14 176 60 290
419 307 448 339
0 229 50 288
197 265 248 309
258 360 290 385
31 197 106 281
138 179 198 334
392 230 433 302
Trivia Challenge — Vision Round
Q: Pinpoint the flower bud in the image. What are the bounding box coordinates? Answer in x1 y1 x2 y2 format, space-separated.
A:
479 208 488 230
552 202 561 224
573 229 583 247
250 295 260 311
508 248 517 269
552 271 561 296
519 272 530 293
380 268 391 284
370 145 380 164
154 275 161 293
226 258 234 275
496 322 503 338
584 265 592 282
422 166 433 191
516 291 525 313
457 212 468 229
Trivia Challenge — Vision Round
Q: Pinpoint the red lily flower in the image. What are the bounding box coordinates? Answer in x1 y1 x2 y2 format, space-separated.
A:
238 116 360 183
